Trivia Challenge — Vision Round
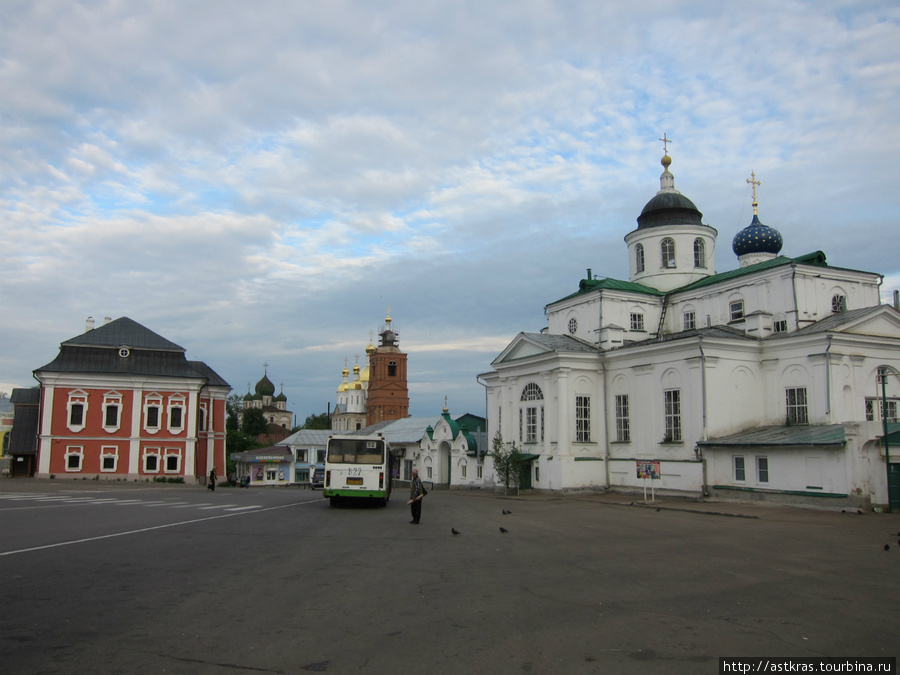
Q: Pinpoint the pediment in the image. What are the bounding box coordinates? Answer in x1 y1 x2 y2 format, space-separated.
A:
835 307 900 338
492 334 554 365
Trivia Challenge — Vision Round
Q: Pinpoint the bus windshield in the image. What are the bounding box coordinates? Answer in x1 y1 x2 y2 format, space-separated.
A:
327 438 384 465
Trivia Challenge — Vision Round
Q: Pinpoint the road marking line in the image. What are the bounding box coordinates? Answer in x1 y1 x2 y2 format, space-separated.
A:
224 505 261 512
0 500 319 557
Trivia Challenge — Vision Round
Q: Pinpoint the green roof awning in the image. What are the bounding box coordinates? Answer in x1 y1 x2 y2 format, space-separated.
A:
518 453 540 462
698 424 846 448
880 423 900 444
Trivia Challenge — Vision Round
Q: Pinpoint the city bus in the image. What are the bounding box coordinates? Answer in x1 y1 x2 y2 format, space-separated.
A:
323 434 393 506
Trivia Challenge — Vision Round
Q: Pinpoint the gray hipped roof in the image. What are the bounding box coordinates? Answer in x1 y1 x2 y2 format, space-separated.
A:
35 317 229 388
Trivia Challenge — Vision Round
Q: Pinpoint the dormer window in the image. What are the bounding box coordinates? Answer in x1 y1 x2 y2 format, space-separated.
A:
661 238 676 269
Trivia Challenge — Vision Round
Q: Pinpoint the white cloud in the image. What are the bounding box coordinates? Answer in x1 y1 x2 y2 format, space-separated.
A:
1 1 899 419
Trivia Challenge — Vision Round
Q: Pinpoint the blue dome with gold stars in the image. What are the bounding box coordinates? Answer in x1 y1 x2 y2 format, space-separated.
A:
732 214 783 256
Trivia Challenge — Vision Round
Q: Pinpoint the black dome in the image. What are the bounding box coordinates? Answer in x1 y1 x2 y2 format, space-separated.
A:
637 192 704 229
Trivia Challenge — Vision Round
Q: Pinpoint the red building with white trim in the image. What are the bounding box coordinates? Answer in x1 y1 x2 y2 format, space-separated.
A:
31 317 230 482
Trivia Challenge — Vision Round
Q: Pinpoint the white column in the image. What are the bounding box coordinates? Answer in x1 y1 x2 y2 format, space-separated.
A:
37 385 54 476
129 387 143 477
555 369 571 456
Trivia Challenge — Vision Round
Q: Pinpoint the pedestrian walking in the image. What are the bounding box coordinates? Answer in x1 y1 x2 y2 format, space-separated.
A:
208 466 217 491
407 468 426 524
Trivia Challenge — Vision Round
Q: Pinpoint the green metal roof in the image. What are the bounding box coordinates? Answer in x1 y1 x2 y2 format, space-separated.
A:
697 424 846 448
551 277 664 305
550 251 845 307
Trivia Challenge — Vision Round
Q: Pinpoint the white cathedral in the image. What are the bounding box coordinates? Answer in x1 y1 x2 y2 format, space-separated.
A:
477 147 900 507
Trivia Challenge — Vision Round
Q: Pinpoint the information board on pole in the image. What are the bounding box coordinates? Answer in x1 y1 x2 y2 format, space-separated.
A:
636 461 661 502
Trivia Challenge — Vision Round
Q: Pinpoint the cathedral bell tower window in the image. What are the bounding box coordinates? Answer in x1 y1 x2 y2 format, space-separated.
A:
661 238 676 269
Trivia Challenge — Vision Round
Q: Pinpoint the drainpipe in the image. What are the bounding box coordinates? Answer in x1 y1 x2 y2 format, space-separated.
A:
825 334 833 419
698 335 709 497
600 350 610 490
698 336 708 439
790 264 800 330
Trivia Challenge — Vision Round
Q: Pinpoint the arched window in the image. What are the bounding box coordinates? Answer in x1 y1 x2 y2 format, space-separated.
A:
519 383 544 444
661 238 676 268
693 238 706 268
388 360 398 376
521 383 544 402
635 243 645 274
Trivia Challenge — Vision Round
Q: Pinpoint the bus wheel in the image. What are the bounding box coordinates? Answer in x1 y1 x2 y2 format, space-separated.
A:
329 496 339 507
379 497 389 507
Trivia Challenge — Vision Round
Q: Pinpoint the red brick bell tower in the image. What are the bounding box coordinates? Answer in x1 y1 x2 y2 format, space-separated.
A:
365 314 409 426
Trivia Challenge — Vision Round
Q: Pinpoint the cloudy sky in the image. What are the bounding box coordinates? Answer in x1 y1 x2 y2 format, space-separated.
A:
2 1 899 422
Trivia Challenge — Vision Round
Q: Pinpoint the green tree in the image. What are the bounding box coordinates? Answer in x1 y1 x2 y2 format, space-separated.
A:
241 407 269 436
491 431 523 496
302 412 331 430
226 393 244 432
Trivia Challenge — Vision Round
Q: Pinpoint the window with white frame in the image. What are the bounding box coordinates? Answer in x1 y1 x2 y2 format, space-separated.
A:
477 465 483 479
730 299 745 321
296 448 308 462
661 238 676 268
663 389 682 442
575 395 591 442
168 397 185 432
630 312 645 331
101 447 118 472
144 395 162 432
67 391 88 432
103 392 122 431
164 451 181 473
635 243 645 273
733 456 746 482
198 404 207 431
683 311 696 331
65 446 84 472
519 383 544 444
832 294 846 313
460 462 467 478
774 315 788 333
785 387 808 425
756 456 769 483
615 394 630 442
865 397 899 423
144 450 160 473
693 238 706 268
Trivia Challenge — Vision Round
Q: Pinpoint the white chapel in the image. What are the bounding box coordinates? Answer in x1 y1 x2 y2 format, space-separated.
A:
478 144 900 507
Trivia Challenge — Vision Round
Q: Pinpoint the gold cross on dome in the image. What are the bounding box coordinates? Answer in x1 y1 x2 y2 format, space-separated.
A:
659 133 672 154
747 171 761 214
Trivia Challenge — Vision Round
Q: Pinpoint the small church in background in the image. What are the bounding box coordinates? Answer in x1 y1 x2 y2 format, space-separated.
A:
241 366 294 444
332 314 410 431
